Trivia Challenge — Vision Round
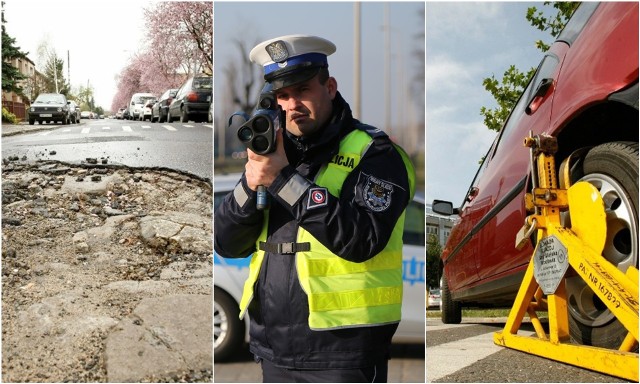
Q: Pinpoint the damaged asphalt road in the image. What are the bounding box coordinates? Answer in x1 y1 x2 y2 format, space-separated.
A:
2 158 213 382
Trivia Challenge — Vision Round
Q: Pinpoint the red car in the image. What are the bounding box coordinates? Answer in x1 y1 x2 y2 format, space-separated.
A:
434 2 638 350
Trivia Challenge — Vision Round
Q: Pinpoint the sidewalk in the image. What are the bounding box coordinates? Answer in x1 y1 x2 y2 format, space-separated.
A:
1 121 69 137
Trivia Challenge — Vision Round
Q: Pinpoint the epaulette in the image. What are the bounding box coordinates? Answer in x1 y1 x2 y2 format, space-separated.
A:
355 122 388 139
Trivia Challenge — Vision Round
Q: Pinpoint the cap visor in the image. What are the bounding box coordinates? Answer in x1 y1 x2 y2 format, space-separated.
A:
267 66 322 91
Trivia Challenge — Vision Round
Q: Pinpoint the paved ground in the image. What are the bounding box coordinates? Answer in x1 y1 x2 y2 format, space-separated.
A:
2 123 214 381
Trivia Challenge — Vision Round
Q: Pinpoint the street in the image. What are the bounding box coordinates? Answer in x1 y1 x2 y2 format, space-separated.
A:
2 122 214 382
426 316 631 383
2 119 213 181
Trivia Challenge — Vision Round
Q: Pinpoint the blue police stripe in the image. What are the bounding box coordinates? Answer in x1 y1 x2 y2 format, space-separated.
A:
264 52 327 75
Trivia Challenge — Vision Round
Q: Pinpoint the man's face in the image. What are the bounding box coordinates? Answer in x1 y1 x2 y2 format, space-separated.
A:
274 74 337 137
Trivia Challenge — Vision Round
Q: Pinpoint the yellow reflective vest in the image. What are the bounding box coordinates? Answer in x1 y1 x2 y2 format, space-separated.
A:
239 128 415 330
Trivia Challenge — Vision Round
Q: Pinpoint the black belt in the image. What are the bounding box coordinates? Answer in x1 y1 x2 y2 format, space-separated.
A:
259 241 310 254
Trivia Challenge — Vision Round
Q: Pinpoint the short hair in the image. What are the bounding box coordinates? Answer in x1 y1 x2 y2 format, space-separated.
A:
318 67 330 85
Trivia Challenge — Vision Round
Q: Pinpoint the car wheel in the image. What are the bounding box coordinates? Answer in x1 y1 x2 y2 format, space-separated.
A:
440 273 462 324
180 108 189 123
166 111 172 123
565 141 638 350
29 119 35 125
214 287 244 361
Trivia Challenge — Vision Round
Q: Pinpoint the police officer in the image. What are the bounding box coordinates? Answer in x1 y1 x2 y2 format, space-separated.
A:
214 35 415 383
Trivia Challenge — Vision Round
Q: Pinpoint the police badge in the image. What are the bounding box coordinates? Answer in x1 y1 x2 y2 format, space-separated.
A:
362 175 394 212
265 40 289 63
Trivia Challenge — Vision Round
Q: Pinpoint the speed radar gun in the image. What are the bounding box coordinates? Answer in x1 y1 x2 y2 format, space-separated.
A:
229 83 284 210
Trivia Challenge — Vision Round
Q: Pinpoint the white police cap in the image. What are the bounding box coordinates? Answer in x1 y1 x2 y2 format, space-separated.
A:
250 35 336 90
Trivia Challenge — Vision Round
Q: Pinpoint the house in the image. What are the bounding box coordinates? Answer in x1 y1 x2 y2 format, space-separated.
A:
2 55 46 121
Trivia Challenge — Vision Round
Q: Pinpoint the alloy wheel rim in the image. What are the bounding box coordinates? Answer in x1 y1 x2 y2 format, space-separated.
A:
566 172 637 327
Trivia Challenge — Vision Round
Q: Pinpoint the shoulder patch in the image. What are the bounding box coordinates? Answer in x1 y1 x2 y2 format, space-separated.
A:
361 174 395 212
307 187 329 210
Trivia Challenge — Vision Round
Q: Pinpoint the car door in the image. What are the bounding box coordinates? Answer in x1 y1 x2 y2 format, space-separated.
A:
472 45 571 283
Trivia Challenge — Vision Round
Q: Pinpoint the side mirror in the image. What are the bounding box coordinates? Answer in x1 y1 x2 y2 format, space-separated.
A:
432 200 458 216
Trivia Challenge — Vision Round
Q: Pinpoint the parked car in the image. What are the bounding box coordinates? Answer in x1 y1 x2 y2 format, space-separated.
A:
129 93 156 120
433 2 638 350
139 98 157 121
427 288 441 308
213 173 426 360
151 88 177 123
28 93 70 125
80 111 91 120
67 101 81 124
115 108 125 119
167 75 212 123
123 108 131 120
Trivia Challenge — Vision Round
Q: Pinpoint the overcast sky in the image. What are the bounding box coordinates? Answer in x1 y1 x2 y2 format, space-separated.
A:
3 0 153 109
425 2 551 205
214 2 425 149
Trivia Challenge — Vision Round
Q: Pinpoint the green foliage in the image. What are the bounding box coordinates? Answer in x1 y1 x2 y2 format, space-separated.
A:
2 107 18 124
1 2 29 95
480 66 536 132
426 233 443 289
527 2 581 51
43 54 67 95
480 2 580 132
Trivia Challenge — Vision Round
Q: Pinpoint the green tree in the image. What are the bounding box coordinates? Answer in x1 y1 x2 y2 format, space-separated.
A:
426 233 443 289
1 2 28 95
43 53 68 95
480 2 580 132
76 85 94 110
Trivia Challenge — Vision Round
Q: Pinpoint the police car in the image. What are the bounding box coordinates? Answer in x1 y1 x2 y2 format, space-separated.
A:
214 173 426 360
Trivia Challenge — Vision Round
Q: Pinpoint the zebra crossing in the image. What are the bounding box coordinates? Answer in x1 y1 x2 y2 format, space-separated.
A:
36 123 213 135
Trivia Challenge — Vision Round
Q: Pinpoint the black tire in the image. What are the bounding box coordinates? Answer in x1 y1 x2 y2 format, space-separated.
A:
166 110 172 123
180 108 189 123
214 287 245 361
29 119 35 125
566 141 638 350
441 273 462 324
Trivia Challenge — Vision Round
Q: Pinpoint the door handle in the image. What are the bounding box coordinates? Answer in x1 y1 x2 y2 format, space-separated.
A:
526 78 554 115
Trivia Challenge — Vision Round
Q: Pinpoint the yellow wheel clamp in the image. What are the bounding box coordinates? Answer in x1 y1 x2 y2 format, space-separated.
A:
493 134 638 381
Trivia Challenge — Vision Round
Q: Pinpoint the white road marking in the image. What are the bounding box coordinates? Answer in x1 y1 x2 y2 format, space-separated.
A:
203 124 213 129
39 131 52 136
162 125 177 131
141 125 151 129
81 127 90 134
426 331 502 382
62 129 71 132
122 126 132 132
102 127 111 130
183 124 194 128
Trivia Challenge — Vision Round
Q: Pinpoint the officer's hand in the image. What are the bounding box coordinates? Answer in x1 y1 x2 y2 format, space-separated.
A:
245 129 288 191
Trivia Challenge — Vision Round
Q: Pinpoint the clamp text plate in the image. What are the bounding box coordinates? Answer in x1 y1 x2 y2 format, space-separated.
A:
534 235 569 295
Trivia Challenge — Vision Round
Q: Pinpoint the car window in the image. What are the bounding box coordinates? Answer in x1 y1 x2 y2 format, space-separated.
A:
178 80 192 97
36 94 65 103
491 53 561 156
193 77 212 90
459 141 494 207
557 2 599 46
402 200 425 246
